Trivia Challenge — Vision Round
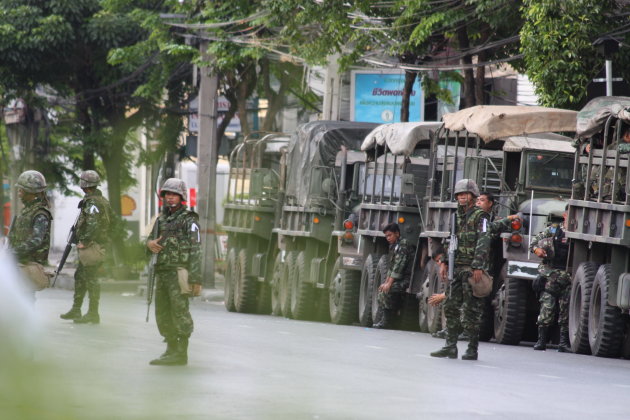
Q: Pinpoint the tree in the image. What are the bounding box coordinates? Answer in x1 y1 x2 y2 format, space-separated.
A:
519 0 629 109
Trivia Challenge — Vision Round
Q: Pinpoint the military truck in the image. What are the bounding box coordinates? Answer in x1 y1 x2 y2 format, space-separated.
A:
565 96 630 358
271 121 379 321
331 122 440 329
222 133 290 314
420 105 577 344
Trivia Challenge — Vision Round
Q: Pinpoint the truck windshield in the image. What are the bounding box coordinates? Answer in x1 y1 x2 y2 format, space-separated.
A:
525 151 573 191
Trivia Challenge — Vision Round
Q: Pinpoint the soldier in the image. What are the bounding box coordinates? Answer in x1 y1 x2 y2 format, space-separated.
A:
589 126 630 201
430 179 491 361
372 223 414 329
529 206 571 352
8 170 52 297
60 170 112 324
147 178 202 366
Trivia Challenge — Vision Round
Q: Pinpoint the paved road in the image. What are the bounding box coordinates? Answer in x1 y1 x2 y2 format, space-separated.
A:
5 288 630 419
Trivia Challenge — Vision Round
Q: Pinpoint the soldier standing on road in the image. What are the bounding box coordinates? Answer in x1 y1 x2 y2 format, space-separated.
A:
372 223 414 329
430 179 491 361
8 170 52 298
147 178 202 366
60 170 112 324
529 206 571 352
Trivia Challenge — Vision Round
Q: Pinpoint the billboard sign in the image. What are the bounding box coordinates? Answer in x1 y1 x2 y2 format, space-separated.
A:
350 70 423 123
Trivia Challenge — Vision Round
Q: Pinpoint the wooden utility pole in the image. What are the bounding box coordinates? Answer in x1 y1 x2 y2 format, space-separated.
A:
197 41 219 288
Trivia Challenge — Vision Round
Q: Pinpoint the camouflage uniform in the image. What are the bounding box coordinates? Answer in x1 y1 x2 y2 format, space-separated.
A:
440 205 491 350
376 238 413 311
71 188 112 322
8 170 52 295
149 206 202 341
589 141 630 201
8 197 52 266
530 224 570 328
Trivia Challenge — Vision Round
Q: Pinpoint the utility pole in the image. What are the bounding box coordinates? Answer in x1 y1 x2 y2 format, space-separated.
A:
322 53 342 120
197 41 219 288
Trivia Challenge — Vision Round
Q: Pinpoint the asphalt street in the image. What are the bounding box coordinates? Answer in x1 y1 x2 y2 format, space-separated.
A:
5 288 630 420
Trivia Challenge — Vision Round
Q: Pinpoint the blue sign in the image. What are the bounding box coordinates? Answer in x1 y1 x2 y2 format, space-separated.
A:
351 71 423 123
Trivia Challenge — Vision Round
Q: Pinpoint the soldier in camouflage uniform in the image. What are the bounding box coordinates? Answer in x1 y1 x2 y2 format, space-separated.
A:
431 179 491 361
8 170 52 297
60 170 112 324
372 223 414 329
529 206 571 352
147 178 202 366
587 127 630 201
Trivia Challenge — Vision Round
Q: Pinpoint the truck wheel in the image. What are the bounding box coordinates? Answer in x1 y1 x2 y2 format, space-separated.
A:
234 249 258 313
569 262 597 354
417 262 432 333
589 264 623 357
493 263 527 345
223 248 237 312
426 261 444 334
329 257 360 325
290 251 315 320
280 252 296 318
270 253 284 316
371 255 388 327
359 254 377 327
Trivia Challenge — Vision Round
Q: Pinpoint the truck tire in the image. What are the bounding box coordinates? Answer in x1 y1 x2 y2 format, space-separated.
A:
569 262 597 354
223 248 237 312
281 252 296 318
399 295 420 331
588 264 623 357
371 255 388 327
329 257 360 325
426 261 444 334
493 263 527 345
290 251 315 320
417 262 432 333
270 253 284 316
359 254 377 327
234 249 258 313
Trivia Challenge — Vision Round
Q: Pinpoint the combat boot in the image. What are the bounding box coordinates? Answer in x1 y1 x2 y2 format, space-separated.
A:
74 299 100 324
557 326 572 353
372 309 393 329
462 334 479 360
533 326 548 350
150 339 178 365
430 334 458 359
150 336 188 366
60 307 82 320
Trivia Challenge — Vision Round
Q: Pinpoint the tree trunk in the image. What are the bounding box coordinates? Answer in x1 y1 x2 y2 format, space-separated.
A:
400 71 417 122
457 27 475 109
475 24 491 105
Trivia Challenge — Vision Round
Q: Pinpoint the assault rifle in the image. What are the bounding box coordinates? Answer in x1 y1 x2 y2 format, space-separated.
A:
146 219 160 322
52 214 79 287
448 211 457 282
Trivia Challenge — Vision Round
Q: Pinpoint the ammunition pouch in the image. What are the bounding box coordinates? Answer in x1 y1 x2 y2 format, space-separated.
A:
177 267 192 296
78 243 105 266
20 262 50 291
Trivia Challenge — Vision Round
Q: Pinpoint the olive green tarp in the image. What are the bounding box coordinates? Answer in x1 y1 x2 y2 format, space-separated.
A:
576 96 630 139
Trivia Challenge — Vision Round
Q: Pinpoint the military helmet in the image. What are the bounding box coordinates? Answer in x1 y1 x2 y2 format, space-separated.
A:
453 178 480 197
160 178 187 201
16 170 47 194
537 237 554 260
80 170 101 188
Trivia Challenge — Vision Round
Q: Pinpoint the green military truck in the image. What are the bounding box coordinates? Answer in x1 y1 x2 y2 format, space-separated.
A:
565 96 630 358
333 122 441 328
271 121 379 321
222 133 290 314
421 105 577 344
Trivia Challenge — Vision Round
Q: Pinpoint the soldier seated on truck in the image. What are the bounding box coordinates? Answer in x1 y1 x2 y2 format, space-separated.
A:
372 223 414 329
589 126 630 201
